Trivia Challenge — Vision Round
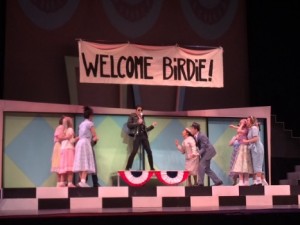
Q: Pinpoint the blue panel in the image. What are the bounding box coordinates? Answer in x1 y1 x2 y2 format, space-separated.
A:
151 119 185 170
5 117 53 186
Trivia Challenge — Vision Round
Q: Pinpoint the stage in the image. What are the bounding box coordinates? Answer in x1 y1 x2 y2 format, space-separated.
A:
1 205 300 224
1 185 300 224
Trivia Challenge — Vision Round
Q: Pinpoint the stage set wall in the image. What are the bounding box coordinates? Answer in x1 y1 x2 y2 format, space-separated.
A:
0 100 271 188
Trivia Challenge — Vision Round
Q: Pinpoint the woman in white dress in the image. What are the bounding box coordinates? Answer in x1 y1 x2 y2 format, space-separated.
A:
231 119 254 186
175 127 200 186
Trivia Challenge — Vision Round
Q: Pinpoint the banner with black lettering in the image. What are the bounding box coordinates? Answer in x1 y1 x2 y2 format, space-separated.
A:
78 40 223 87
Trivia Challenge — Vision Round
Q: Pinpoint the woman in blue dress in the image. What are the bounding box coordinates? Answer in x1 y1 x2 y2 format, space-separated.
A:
73 106 99 187
242 116 265 186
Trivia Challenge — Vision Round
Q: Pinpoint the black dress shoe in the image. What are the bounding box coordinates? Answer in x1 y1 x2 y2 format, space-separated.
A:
213 181 223 186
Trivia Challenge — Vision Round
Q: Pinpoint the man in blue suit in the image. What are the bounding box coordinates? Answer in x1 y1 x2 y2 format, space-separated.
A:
190 122 223 186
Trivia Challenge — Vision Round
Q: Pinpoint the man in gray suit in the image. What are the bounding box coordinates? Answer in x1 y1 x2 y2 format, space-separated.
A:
190 122 223 186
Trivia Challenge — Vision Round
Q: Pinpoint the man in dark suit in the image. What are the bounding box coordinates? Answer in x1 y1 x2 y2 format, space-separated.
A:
125 105 157 170
190 122 223 186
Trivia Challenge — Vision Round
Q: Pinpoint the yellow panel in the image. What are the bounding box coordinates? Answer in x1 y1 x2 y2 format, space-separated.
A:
3 155 35 188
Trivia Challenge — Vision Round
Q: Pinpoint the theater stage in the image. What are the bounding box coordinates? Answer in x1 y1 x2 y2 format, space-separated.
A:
1 184 300 224
1 205 300 224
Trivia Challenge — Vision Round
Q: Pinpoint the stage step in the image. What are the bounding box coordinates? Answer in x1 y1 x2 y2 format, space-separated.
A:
279 179 300 185
279 179 289 185
279 165 300 185
295 165 300 172
1 185 300 211
287 171 300 180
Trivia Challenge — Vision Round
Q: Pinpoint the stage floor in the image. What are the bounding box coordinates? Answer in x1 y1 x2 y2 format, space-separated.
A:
2 184 300 224
1 205 300 224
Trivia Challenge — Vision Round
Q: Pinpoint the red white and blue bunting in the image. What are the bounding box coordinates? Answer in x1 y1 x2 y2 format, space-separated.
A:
118 170 154 187
155 170 189 185
118 170 189 186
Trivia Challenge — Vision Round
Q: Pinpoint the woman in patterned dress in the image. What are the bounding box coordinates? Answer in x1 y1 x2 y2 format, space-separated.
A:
73 106 99 187
231 118 254 186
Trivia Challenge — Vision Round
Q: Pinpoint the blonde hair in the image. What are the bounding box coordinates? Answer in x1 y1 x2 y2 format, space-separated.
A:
63 116 73 128
248 116 261 130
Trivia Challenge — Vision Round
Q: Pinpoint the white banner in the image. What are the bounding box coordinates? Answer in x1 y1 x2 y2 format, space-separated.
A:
78 40 223 88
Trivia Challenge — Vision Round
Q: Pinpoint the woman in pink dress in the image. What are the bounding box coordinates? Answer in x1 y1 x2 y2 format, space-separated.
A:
59 117 78 187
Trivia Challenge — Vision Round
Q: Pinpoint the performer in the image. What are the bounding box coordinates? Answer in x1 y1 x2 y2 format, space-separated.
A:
73 106 99 187
59 116 77 187
242 116 265 186
175 127 200 186
125 105 157 170
51 115 66 187
230 118 253 186
190 122 223 186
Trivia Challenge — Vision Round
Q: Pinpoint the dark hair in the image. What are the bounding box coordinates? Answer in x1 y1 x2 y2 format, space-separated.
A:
191 122 200 131
135 104 143 110
83 106 93 119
